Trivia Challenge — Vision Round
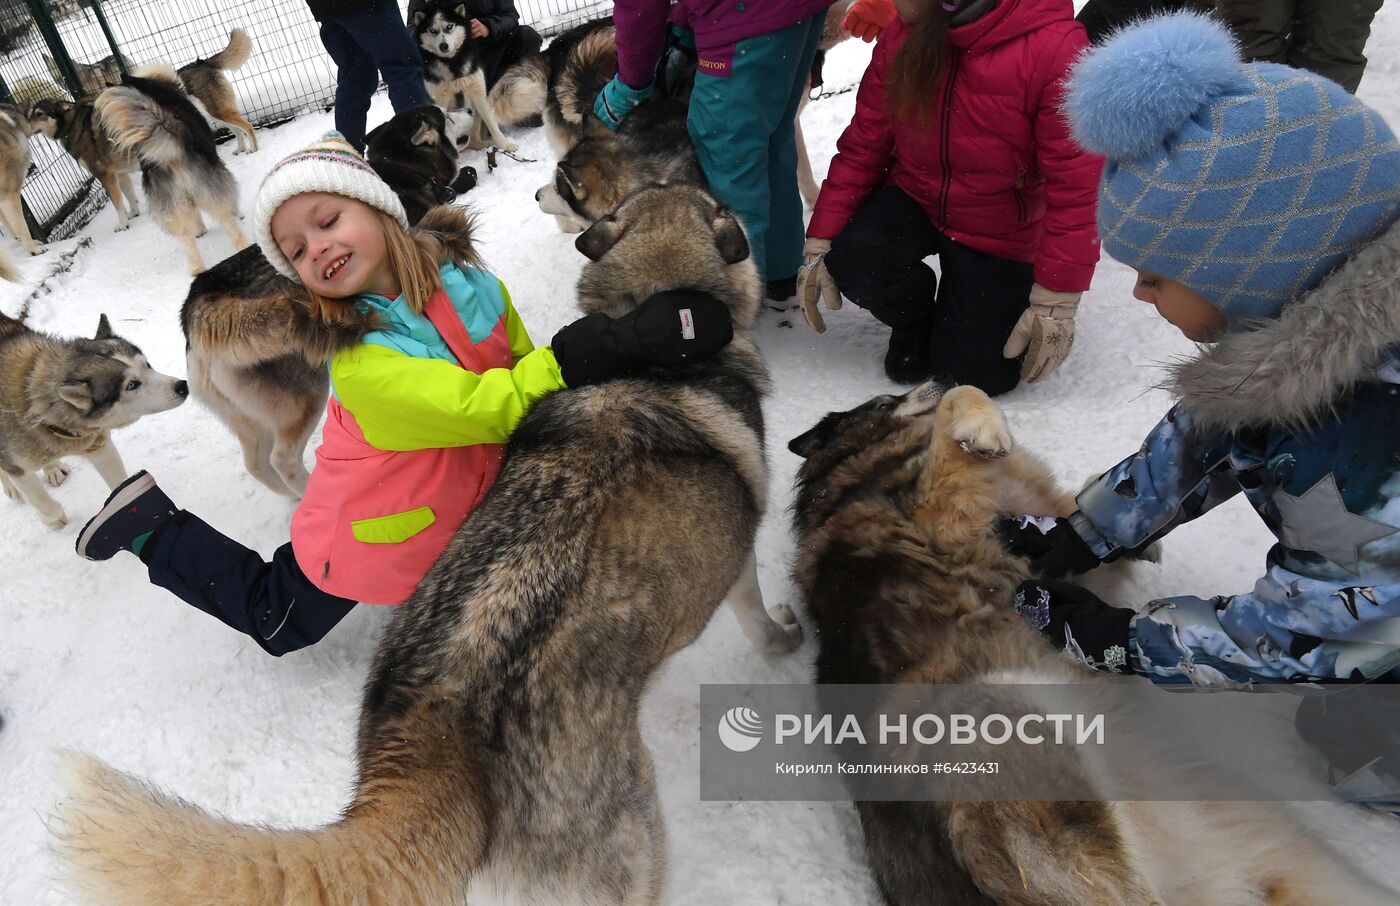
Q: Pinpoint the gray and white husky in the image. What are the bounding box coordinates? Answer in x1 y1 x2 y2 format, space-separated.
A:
0 312 187 528
55 184 803 905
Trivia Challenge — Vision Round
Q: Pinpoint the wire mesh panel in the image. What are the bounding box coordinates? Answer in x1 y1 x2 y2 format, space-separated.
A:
0 0 616 243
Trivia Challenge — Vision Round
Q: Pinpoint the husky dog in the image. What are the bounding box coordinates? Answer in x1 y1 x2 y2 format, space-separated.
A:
166 29 259 155
0 312 187 528
94 71 250 274
55 184 803 905
412 0 547 153
0 103 43 256
180 117 475 499
44 52 122 98
789 383 1397 906
28 97 143 232
365 104 476 224
537 18 702 232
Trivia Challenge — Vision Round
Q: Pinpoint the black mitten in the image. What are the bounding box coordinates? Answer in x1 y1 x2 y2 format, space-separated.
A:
997 515 1102 578
1012 579 1134 675
551 289 734 387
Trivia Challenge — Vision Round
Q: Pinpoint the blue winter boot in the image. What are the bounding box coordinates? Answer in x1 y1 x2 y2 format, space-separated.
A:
75 470 179 562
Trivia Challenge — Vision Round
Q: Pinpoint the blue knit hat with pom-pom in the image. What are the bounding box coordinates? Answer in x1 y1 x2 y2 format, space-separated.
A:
1066 12 1400 327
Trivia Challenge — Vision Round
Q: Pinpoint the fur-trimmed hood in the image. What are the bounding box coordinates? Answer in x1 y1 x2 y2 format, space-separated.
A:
1172 217 1400 433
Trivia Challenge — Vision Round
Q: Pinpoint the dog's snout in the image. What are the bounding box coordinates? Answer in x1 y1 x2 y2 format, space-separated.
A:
175 380 189 397
535 186 544 202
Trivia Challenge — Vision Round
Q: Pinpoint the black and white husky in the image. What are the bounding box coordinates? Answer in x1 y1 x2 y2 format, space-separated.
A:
411 0 546 153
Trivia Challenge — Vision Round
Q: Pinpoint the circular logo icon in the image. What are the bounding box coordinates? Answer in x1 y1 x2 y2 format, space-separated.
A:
718 706 764 753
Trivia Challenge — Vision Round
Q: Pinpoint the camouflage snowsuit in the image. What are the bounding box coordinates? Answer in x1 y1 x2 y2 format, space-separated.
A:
1069 220 1400 686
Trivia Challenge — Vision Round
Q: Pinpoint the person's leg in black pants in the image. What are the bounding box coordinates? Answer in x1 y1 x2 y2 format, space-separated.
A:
929 235 1034 397
319 0 431 151
145 512 358 655
824 185 941 383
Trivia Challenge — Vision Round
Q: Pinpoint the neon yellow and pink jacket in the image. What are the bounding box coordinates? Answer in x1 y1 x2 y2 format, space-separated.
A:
291 262 565 604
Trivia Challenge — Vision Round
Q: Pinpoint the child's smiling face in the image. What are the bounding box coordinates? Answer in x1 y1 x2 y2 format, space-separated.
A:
1133 270 1228 342
271 193 399 299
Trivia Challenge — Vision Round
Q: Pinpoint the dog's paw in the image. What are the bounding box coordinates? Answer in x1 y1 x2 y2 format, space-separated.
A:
1 480 18 501
760 604 804 655
42 509 68 529
113 222 129 233
495 139 519 154
943 387 1012 458
42 462 70 487
27 243 47 256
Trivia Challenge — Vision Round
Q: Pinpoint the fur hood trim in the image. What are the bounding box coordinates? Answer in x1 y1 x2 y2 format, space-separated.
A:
1172 217 1400 432
414 205 485 273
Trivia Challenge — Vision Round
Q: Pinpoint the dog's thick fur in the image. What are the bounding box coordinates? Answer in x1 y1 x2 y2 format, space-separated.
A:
28 96 143 232
94 71 250 273
0 103 42 257
181 118 475 498
0 312 186 528
537 18 703 232
412 0 546 152
789 383 1398 906
168 29 259 155
55 184 803 905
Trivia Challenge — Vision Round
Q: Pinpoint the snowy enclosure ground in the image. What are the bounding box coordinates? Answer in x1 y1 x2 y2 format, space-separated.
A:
3 4 1400 903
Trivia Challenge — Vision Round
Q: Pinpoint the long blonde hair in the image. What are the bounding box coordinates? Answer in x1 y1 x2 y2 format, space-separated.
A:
304 209 450 326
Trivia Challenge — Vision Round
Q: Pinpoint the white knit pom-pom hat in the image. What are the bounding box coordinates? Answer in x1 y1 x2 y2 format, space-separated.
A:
253 131 409 280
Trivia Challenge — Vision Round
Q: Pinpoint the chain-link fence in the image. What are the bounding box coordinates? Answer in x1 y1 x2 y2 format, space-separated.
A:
1 0 610 243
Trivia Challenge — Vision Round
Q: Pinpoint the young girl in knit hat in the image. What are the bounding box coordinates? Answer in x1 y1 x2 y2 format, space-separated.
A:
1002 12 1400 686
71 133 734 655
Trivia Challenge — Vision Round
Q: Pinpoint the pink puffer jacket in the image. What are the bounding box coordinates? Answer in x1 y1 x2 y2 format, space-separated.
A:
808 0 1104 292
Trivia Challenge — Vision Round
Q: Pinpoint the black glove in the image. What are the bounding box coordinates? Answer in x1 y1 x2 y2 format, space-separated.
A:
1012 579 1134 675
551 289 734 387
997 515 1101 578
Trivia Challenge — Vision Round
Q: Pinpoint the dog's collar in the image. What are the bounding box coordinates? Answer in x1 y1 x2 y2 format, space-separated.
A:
44 423 87 440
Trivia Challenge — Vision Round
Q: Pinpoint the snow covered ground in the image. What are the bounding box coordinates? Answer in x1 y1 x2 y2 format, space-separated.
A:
4 6 1400 903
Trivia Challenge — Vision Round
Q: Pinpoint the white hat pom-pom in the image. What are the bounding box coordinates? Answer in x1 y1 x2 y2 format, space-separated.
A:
1066 11 1247 161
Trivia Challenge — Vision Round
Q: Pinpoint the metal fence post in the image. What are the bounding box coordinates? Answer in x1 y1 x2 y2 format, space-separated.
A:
89 0 129 76
24 0 86 97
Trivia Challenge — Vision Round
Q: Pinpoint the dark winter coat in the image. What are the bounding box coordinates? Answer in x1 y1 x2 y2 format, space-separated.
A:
305 0 381 22
807 0 1104 293
1070 219 1400 685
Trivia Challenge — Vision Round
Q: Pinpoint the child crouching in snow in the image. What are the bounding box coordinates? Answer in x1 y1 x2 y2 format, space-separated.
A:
72 133 734 655
1001 13 1400 686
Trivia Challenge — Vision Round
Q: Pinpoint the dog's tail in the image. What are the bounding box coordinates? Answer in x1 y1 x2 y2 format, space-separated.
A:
94 83 191 169
54 721 491 906
206 29 253 72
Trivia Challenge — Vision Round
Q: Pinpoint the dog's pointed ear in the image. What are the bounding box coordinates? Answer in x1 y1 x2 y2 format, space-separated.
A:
454 3 467 17
788 425 821 459
410 121 440 147
575 215 624 261
364 121 386 147
94 314 113 340
58 380 93 411
711 206 749 265
412 10 426 25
